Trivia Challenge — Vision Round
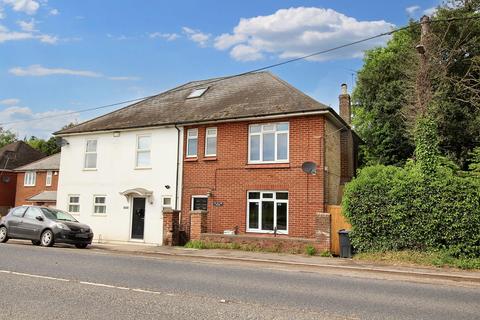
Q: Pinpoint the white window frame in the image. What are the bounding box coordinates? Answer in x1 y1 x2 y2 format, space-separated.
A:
135 135 152 169
246 191 289 234
186 128 198 158
191 195 208 211
24 171 36 187
68 195 80 214
45 171 53 187
84 139 98 170
93 195 107 215
204 127 217 157
162 196 173 209
248 122 289 164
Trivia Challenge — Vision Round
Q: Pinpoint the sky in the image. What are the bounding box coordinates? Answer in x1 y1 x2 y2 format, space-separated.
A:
0 0 440 138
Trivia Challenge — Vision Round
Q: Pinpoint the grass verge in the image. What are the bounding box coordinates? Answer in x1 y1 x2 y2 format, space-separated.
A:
353 250 480 270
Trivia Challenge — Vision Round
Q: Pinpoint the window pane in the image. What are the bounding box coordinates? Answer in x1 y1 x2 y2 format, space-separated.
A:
250 135 260 161
95 197 105 204
137 151 151 167
206 128 217 136
248 202 259 229
69 196 79 203
277 123 289 131
69 205 79 213
261 201 274 231
262 124 274 131
86 140 97 152
192 197 208 211
276 192 288 200
276 203 288 231
85 153 97 168
94 206 106 214
248 192 260 199
249 125 261 133
188 129 198 137
163 197 172 206
262 133 275 161
277 132 288 160
263 193 273 198
24 207 41 220
206 136 216 155
187 138 197 156
138 136 150 150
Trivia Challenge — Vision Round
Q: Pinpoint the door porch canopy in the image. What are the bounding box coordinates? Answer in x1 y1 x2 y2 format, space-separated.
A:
120 188 154 204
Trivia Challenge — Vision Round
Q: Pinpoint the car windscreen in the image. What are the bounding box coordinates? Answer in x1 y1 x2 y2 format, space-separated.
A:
41 208 78 222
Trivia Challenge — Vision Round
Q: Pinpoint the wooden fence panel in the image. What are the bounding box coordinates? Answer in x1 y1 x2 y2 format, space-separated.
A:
327 205 352 255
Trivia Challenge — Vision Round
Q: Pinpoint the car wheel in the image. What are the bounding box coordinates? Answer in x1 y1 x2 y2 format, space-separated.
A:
31 240 41 246
0 226 9 243
40 230 54 247
75 244 88 249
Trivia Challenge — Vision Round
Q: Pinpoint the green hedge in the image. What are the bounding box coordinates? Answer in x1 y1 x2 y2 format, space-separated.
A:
343 163 480 258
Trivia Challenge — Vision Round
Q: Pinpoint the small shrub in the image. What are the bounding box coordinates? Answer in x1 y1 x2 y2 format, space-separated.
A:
305 245 316 256
319 250 332 257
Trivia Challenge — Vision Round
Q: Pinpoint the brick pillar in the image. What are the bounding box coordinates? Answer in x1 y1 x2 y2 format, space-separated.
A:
163 208 180 246
190 210 208 241
315 212 331 251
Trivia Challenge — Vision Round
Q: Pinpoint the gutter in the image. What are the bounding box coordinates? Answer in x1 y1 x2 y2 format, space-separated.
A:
174 125 181 211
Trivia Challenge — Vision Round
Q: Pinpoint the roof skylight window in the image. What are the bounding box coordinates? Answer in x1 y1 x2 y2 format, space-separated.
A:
187 87 208 99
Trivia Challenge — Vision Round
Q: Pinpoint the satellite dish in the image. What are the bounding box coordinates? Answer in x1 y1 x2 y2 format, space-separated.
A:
302 162 317 175
56 137 69 147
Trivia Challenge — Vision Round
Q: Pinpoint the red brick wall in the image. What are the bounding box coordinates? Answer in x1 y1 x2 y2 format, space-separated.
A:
15 171 59 206
0 172 17 210
181 115 327 239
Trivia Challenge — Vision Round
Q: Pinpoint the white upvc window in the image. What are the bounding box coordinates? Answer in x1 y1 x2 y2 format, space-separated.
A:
84 139 98 169
205 127 217 157
186 128 198 158
24 171 36 187
136 135 151 168
93 195 107 214
162 196 173 209
46 171 53 187
68 195 80 213
191 195 208 211
248 122 289 163
247 191 288 234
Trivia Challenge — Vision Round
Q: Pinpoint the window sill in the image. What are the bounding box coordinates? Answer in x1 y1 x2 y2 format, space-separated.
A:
92 214 107 217
134 167 152 170
83 168 97 172
185 157 198 162
23 185 36 187
203 157 217 161
245 163 290 169
246 230 289 235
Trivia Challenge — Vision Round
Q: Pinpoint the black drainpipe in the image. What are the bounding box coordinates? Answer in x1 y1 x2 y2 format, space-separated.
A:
174 124 181 211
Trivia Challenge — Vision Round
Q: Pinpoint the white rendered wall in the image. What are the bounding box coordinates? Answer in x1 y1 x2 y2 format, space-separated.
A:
57 127 183 245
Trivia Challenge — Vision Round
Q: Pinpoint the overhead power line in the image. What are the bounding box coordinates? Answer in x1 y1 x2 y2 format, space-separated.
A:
1 15 479 128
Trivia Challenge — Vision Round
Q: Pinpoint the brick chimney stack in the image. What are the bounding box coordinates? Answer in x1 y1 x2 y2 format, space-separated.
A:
339 83 351 125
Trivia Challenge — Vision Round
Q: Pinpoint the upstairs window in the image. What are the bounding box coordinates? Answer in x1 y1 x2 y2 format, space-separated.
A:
46 171 53 187
186 129 198 158
205 127 217 157
136 135 151 168
24 171 36 187
248 122 289 163
84 139 97 169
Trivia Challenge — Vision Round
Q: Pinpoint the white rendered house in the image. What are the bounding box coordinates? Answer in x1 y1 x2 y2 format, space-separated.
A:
56 127 183 245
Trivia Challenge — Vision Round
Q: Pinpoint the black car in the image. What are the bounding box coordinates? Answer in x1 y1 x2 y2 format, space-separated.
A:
0 206 93 248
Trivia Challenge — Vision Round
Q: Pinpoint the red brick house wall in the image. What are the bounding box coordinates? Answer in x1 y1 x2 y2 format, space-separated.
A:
181 115 331 239
0 172 17 214
15 171 59 206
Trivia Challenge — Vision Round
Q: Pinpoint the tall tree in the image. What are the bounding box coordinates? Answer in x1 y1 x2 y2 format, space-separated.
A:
0 128 17 148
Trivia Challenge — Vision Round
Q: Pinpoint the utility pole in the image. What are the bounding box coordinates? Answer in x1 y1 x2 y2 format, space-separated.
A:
415 15 432 118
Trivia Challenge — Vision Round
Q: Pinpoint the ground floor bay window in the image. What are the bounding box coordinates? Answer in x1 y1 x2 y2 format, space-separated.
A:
247 191 288 234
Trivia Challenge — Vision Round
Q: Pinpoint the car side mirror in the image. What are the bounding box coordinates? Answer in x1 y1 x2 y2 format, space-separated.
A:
36 216 44 221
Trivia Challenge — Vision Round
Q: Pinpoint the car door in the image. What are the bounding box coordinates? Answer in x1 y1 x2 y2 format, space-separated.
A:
6 207 28 237
20 207 45 240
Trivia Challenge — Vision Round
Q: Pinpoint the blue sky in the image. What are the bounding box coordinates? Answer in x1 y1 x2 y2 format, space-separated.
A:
0 0 439 138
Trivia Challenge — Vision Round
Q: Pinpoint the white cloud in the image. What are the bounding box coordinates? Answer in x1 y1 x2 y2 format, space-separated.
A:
49 8 58 15
9 64 102 77
423 7 437 15
17 19 36 32
406 5 420 15
3 0 40 15
149 32 179 41
182 26 210 47
214 7 394 62
0 98 20 105
0 23 57 43
0 105 80 138
9 64 140 81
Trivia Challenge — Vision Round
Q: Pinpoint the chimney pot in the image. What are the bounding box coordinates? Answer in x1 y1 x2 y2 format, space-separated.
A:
341 83 348 95
339 84 351 125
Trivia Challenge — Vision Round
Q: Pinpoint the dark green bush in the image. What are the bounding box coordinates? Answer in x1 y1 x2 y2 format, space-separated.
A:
343 163 480 258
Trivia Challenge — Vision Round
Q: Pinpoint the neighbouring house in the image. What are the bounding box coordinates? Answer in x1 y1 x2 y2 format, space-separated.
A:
55 72 359 249
14 153 61 207
0 141 46 215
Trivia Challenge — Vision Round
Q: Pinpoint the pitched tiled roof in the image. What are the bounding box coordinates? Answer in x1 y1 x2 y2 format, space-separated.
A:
14 153 60 171
0 141 46 170
56 72 331 135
